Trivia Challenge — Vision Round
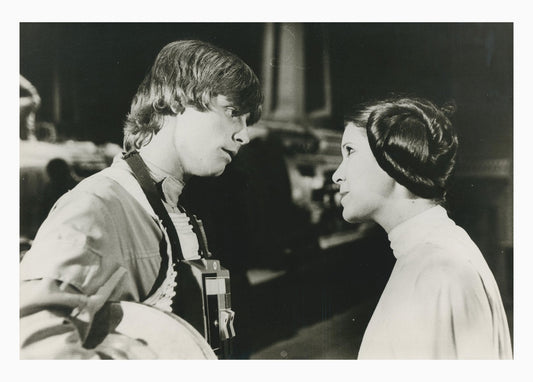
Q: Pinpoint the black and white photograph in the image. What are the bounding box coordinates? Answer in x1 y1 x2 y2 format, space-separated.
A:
10 1 533 379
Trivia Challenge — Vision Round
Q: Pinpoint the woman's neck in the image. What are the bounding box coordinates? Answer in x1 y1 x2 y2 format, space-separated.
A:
373 197 437 234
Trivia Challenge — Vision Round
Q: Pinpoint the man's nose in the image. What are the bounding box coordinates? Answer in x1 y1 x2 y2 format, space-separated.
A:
233 125 250 145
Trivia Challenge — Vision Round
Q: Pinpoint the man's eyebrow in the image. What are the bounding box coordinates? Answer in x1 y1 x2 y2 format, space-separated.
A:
222 103 238 110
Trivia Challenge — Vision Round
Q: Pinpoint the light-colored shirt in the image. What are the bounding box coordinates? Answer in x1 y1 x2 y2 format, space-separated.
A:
358 206 512 359
20 155 200 359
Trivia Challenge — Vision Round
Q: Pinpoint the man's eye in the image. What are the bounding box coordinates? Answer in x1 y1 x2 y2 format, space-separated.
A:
225 107 239 118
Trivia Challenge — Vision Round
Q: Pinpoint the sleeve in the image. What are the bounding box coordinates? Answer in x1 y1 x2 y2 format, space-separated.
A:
20 190 129 359
407 255 496 359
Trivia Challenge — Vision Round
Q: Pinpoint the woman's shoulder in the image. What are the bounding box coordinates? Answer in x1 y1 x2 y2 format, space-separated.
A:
412 217 481 260
410 237 485 293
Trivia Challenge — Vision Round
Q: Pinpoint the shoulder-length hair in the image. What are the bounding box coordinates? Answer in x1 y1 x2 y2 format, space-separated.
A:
123 40 263 152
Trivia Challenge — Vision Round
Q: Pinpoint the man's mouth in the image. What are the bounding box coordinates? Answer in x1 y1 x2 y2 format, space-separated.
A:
222 148 236 160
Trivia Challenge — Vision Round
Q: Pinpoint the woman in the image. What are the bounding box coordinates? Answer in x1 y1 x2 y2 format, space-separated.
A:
332 97 512 359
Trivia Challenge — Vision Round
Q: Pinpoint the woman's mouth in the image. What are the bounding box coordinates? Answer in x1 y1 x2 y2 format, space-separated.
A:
339 192 348 203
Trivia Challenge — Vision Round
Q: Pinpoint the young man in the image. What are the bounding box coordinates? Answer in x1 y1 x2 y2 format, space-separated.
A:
20 40 263 359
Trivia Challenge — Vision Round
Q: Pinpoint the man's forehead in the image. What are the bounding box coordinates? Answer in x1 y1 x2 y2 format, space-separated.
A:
213 95 244 109
213 95 231 105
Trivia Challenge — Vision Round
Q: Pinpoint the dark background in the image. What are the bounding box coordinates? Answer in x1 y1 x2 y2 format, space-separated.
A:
20 23 513 358
20 23 512 160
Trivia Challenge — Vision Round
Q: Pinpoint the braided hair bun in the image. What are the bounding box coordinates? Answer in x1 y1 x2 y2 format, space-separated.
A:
347 97 458 201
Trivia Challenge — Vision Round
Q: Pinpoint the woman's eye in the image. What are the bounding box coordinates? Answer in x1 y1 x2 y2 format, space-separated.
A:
345 146 355 156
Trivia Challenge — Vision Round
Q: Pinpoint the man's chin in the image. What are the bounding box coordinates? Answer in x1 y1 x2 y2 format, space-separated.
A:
204 166 226 178
194 161 231 177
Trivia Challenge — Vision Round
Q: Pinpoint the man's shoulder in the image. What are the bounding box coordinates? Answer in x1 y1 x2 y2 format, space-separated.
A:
73 171 122 196
51 161 154 225
78 162 136 194
56 166 136 212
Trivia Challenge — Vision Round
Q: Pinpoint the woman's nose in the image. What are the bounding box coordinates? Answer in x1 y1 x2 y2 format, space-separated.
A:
332 163 344 184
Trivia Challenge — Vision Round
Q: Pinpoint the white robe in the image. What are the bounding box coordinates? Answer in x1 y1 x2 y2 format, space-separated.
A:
358 206 512 359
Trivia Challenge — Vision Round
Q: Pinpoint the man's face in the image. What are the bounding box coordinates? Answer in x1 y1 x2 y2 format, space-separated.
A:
172 95 250 177
332 123 395 223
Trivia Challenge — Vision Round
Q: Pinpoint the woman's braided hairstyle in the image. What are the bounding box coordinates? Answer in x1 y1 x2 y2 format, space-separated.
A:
346 97 458 202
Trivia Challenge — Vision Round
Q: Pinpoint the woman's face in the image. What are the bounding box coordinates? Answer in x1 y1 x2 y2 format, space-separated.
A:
332 123 396 223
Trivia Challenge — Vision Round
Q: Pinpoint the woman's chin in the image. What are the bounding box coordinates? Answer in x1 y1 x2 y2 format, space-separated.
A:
342 209 368 224
342 210 357 224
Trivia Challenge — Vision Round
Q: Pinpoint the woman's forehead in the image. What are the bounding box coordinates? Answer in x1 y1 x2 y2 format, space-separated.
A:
342 123 367 143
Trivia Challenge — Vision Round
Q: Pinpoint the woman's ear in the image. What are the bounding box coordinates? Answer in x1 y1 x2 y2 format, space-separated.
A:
391 180 417 200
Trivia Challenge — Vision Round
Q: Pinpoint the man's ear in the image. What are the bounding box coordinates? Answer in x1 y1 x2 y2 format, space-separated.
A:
170 102 185 115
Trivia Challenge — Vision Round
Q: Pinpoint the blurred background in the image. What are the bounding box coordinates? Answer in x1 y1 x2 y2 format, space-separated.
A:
19 22 513 359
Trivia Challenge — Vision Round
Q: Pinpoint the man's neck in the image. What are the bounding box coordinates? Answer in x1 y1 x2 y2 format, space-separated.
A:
138 152 186 206
138 123 189 184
